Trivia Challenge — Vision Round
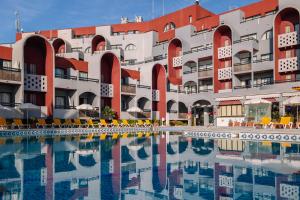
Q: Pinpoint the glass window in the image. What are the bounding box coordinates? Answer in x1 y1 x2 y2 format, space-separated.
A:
218 105 243 117
262 30 273 40
0 93 11 104
164 22 176 32
55 96 66 108
285 26 291 33
55 68 65 77
79 72 88 78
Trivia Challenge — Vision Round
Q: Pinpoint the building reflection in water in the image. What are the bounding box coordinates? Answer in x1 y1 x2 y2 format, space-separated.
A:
0 132 300 200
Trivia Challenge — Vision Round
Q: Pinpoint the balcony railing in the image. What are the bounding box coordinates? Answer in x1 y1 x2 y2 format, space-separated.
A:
137 84 151 89
24 74 47 92
54 105 76 109
101 83 114 98
0 102 20 107
121 84 136 94
234 85 252 89
278 57 299 73
152 90 160 101
55 74 77 80
79 77 99 83
173 56 183 67
218 67 232 80
218 46 232 59
0 67 21 82
198 68 213 78
278 31 299 48
168 89 178 93
233 62 252 73
198 85 213 93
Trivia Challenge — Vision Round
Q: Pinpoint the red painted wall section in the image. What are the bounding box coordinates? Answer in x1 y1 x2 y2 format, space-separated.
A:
101 53 121 118
24 36 54 116
112 140 121 198
168 39 182 85
152 64 166 119
72 26 96 37
158 136 167 190
55 57 88 72
0 46 12 60
274 8 300 81
92 35 106 53
213 26 232 93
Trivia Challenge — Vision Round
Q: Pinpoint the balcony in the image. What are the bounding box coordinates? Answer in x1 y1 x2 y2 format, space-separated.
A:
78 77 99 83
233 63 252 73
0 67 21 82
121 84 136 94
278 57 299 73
218 67 232 80
101 83 114 98
218 46 232 59
55 74 77 80
198 68 213 79
198 85 213 93
173 56 183 67
24 74 47 92
152 90 160 101
278 31 299 48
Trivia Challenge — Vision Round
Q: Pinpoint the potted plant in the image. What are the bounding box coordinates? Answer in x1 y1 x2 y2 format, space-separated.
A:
102 106 116 120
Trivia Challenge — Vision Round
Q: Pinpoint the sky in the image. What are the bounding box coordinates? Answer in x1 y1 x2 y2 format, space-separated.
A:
0 0 260 43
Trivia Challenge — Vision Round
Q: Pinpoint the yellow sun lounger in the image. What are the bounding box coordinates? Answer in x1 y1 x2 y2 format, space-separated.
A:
121 119 132 127
12 119 26 129
253 117 272 129
271 117 293 129
99 119 109 127
63 119 74 128
0 118 8 129
36 119 49 128
52 118 62 128
111 119 120 127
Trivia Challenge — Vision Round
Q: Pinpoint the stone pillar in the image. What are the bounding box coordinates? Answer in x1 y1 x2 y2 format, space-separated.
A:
204 107 209 126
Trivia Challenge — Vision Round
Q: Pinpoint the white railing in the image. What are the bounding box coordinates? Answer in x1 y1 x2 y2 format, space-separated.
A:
218 45 232 59
218 67 232 80
278 57 299 73
152 90 160 101
101 83 114 98
24 74 47 92
278 31 299 48
173 56 183 67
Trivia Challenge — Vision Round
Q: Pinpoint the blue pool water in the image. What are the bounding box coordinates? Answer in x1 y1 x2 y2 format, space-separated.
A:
0 133 300 200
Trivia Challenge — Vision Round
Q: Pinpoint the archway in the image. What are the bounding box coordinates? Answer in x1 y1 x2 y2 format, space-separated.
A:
92 35 106 53
100 53 120 118
152 64 166 120
192 100 213 126
23 35 54 116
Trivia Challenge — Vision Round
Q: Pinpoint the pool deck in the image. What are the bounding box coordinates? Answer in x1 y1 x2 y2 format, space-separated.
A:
0 126 299 142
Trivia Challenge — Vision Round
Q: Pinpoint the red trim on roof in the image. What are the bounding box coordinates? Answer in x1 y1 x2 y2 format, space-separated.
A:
72 26 96 36
219 100 242 106
0 46 12 60
55 56 88 72
121 68 140 80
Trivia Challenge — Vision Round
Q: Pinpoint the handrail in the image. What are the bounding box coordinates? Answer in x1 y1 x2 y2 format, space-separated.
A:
55 74 77 80
79 77 99 83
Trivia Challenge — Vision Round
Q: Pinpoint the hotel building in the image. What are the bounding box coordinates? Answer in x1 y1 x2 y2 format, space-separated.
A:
0 0 299 126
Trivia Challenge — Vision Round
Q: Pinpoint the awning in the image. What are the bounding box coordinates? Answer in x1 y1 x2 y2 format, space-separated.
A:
219 100 242 106
55 56 88 72
121 68 140 80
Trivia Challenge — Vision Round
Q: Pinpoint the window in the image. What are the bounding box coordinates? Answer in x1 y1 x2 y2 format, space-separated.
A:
24 63 37 74
286 50 292 58
164 22 176 32
224 82 230 89
261 53 272 61
240 33 257 41
24 93 37 105
55 68 65 77
218 105 243 117
224 39 230 46
285 26 291 33
0 60 12 68
125 44 136 51
189 16 193 23
285 74 292 81
262 30 273 40
0 93 11 105
55 96 66 108
79 72 88 78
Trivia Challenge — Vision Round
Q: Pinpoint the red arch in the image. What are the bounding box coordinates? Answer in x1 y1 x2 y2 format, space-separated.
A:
274 7 300 81
168 38 182 85
92 35 106 53
213 25 232 93
24 35 54 116
152 64 166 119
52 38 65 54
101 53 120 118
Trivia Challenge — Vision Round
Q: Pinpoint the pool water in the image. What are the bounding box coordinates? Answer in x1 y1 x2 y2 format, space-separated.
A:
0 133 300 200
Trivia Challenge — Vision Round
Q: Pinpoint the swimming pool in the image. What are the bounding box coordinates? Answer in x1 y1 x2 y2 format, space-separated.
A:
0 132 299 200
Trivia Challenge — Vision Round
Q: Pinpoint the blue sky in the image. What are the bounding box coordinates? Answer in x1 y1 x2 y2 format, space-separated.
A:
0 0 259 43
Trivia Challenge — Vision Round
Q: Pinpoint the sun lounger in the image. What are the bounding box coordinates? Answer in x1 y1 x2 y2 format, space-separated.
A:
270 117 293 129
52 118 62 128
12 119 26 129
253 117 272 129
36 119 49 128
